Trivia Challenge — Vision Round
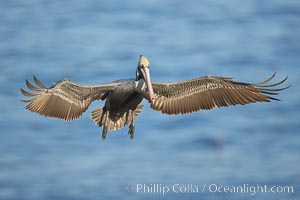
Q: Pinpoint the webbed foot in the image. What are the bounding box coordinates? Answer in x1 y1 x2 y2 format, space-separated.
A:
128 124 135 139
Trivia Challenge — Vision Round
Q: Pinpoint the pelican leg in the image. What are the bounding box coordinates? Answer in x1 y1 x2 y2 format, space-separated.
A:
128 110 135 139
102 111 109 140
102 126 108 140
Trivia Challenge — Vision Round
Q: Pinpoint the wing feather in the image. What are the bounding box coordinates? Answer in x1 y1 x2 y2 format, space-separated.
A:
20 76 117 121
33 75 48 89
26 79 41 92
151 74 289 115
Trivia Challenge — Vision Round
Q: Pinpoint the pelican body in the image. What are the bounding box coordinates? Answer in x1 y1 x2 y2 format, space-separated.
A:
92 79 145 139
20 55 289 139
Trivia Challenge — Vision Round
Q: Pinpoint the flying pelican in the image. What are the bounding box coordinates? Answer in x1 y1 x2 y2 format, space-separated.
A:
20 55 289 139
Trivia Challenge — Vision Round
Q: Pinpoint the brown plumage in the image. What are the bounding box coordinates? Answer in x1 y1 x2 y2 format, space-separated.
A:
151 73 289 114
20 55 154 139
21 76 116 121
20 55 289 139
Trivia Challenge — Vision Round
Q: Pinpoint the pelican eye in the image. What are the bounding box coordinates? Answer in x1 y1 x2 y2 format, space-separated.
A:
141 64 150 69
139 64 145 69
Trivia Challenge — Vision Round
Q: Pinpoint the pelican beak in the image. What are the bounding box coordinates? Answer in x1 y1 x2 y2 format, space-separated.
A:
140 67 155 102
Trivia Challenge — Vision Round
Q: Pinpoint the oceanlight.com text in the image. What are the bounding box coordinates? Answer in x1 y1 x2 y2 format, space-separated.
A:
126 183 294 196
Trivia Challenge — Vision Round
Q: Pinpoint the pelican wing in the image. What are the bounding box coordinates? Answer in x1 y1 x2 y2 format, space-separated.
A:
151 73 289 114
20 76 117 121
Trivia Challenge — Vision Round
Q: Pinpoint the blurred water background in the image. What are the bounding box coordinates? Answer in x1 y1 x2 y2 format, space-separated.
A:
0 0 300 199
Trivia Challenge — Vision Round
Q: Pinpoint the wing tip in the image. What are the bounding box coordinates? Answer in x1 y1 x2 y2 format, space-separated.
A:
255 73 290 102
20 76 48 104
33 75 48 89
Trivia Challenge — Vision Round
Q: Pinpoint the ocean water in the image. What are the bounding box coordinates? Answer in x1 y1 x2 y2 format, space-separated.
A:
0 0 299 199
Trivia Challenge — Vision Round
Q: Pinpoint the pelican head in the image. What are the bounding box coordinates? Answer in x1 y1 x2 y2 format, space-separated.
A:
138 55 150 68
136 55 155 102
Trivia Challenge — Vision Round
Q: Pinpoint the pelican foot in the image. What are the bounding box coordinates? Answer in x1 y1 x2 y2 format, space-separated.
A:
128 124 135 139
102 128 107 140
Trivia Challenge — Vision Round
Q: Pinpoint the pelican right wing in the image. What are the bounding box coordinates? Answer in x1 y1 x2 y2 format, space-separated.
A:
20 76 117 121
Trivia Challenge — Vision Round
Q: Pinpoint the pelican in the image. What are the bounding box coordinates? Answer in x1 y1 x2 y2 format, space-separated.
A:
20 55 289 139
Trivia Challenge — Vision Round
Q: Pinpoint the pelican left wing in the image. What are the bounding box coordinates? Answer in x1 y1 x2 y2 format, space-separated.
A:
150 73 289 115
20 76 116 121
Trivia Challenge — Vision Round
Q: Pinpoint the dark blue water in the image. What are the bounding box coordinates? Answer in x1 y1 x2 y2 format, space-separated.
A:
1 0 299 199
